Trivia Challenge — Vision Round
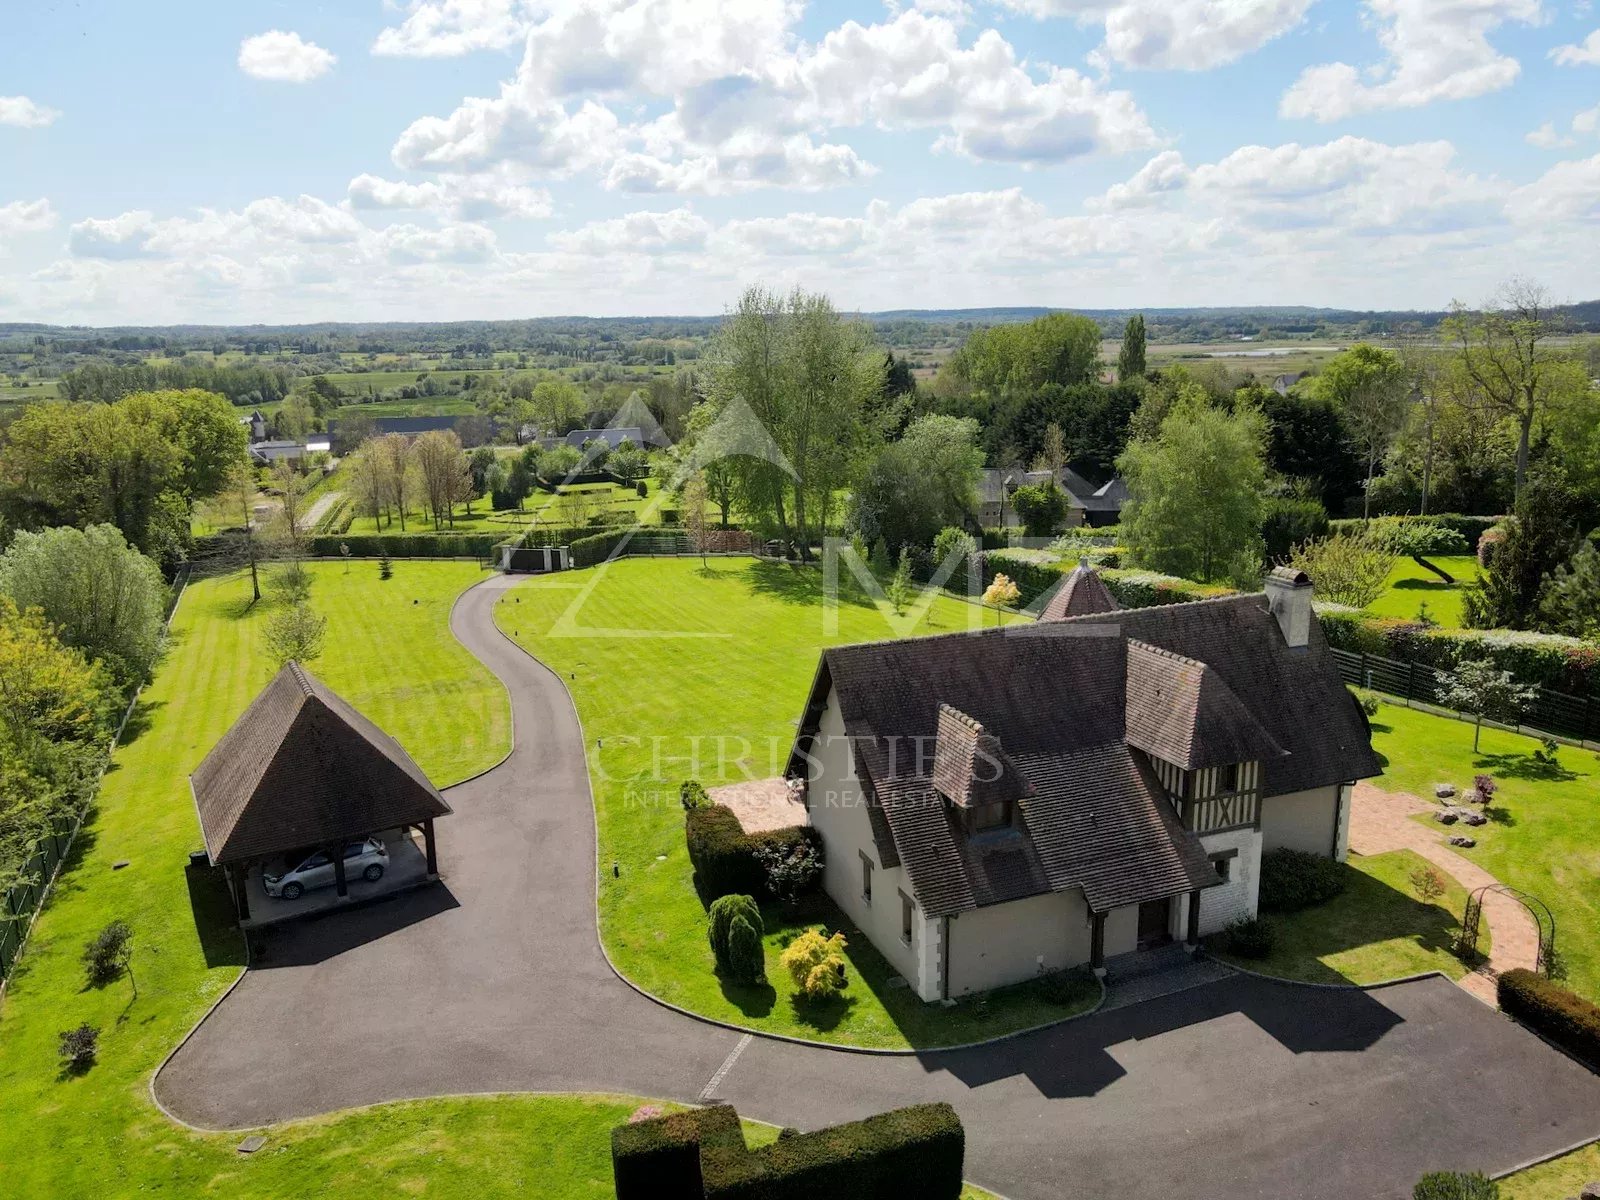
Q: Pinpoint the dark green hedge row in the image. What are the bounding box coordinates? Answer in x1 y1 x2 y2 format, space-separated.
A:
308 532 503 557
1330 513 1503 547
1498 969 1600 1072
980 554 1237 612
685 805 819 901
1318 609 1600 696
613 1103 964 1200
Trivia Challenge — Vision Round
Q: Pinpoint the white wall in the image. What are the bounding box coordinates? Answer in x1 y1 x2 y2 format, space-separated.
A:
1178 826 1263 937
946 888 1090 996
803 690 940 1000
1333 783 1353 862
1104 904 1139 958
1260 784 1342 857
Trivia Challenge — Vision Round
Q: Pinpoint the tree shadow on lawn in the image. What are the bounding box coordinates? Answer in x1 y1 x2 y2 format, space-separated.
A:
113 697 167 750
741 561 877 612
1473 750 1579 784
1210 857 1468 986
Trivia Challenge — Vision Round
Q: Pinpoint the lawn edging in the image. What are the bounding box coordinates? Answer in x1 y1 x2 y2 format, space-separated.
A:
485 602 1111 1056
1203 952 1455 994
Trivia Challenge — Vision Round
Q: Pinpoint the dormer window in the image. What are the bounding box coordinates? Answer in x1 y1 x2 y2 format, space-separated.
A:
930 703 1030 837
965 799 1012 834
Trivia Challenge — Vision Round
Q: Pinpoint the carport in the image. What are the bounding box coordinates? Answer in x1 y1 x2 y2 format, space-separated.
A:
190 661 452 927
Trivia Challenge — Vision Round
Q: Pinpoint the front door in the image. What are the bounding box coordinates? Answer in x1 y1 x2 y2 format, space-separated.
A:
1137 898 1171 948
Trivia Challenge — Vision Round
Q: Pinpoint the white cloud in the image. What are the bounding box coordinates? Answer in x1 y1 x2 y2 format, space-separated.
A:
380 222 499 263
392 97 624 173
603 133 875 194
1281 0 1542 121
0 198 58 241
68 211 161 259
1526 120 1576 147
347 172 553 219
1551 28 1600 65
548 206 711 253
999 0 1314 71
1507 152 1600 221
1575 103 1600 133
0 95 60 128
238 31 338 83
373 0 532 57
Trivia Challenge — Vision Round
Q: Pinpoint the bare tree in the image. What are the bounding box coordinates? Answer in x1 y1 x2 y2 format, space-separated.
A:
413 430 469 529
375 434 413 531
1446 278 1587 501
221 459 263 603
346 439 388 527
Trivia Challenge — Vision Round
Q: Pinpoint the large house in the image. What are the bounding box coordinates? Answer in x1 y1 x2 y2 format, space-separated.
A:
978 467 1126 530
786 565 1379 1002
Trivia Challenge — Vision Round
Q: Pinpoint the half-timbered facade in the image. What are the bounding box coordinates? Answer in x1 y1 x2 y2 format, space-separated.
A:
788 566 1379 1001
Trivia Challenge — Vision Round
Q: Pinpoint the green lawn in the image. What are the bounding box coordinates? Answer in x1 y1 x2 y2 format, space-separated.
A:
1370 702 1600 1000
496 558 1099 1049
0 562 510 1195
342 479 710 537
1501 1140 1600 1199
1209 850 1478 984
1363 555 1479 626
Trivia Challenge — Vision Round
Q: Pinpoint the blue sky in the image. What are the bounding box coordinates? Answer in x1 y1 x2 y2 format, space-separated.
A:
2 0 1597 323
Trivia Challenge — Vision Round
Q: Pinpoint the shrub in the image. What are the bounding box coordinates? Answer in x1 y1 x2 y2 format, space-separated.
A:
1351 687 1382 718
58 1023 99 1072
1288 529 1397 608
708 894 763 975
781 929 849 999
726 915 765 984
686 805 821 901
1258 848 1347 912
82 920 133 987
753 837 824 901
1498 969 1600 1072
378 552 393 580
1413 1171 1500 1200
1409 865 1447 906
1263 497 1330 562
1224 916 1277 959
1379 520 1470 558
931 526 977 592
679 779 711 810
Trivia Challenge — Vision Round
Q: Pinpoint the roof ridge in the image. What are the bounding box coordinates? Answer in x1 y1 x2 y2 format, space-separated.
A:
1054 589 1265 623
284 661 315 697
936 701 984 732
1126 638 1209 671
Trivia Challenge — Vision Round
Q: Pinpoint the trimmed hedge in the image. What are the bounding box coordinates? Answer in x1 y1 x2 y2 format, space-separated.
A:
309 532 502 557
1317 609 1600 696
1258 848 1347 912
685 804 821 901
1498 968 1600 1072
980 553 1239 612
614 1103 965 1200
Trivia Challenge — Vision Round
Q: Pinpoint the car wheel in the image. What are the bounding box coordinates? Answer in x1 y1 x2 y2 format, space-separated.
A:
281 882 303 900
363 864 384 883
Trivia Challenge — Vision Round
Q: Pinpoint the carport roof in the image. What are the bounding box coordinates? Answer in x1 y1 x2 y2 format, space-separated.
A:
191 662 450 866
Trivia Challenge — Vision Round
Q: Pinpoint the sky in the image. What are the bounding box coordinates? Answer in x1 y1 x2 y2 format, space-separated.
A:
1 0 1598 325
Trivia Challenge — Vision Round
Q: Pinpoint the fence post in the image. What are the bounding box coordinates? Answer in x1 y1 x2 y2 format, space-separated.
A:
1407 660 1418 705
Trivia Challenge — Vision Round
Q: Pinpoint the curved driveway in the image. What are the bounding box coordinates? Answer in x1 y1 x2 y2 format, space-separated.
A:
157 573 1600 1200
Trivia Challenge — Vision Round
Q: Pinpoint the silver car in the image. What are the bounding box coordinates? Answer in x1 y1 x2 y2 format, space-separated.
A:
264 838 388 900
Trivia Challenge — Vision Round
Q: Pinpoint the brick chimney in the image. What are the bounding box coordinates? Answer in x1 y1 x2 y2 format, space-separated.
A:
1265 566 1313 648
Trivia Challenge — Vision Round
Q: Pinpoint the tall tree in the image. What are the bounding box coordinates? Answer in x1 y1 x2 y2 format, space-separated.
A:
1117 314 1147 383
1311 344 1409 520
413 430 469 530
0 524 167 685
1462 471 1579 630
1118 389 1268 586
1445 278 1590 501
374 434 414 531
849 414 984 552
220 460 263 603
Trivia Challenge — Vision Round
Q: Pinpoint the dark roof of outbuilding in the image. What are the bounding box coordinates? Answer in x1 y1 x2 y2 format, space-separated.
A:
191 663 450 865
1038 560 1121 621
790 589 1378 917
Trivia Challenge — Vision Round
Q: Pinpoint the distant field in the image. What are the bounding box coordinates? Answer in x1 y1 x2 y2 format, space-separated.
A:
0 380 59 404
329 397 480 418
1102 339 1349 378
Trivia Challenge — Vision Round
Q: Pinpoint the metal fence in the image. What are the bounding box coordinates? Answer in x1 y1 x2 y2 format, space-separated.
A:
0 564 192 989
1331 647 1600 745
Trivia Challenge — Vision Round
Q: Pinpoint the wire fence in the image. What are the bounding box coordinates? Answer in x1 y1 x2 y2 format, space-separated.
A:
0 564 192 990
1331 647 1600 747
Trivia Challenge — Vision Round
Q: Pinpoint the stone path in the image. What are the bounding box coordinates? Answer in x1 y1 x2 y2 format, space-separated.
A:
297 489 343 534
1350 781 1541 1005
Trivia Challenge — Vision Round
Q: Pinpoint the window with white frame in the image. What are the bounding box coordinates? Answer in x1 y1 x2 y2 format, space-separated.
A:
860 851 874 905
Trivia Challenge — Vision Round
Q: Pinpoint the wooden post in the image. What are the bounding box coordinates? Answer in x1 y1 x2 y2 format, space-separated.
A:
423 819 438 877
1090 911 1106 975
333 846 348 898
1186 889 1201 946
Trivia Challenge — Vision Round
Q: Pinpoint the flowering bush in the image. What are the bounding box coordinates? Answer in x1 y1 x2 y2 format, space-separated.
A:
781 929 849 1000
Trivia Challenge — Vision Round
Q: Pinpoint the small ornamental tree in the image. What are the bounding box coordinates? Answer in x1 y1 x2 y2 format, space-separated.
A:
1409 865 1447 907
262 601 327 668
378 551 394 580
82 920 134 991
781 928 849 1000
1438 659 1537 751
708 894 762 975
1288 530 1397 609
982 573 1020 625
58 1023 100 1072
887 548 915 616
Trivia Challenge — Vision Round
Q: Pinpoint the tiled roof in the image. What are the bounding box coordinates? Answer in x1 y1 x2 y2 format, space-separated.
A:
930 704 1031 808
791 588 1379 917
1124 640 1287 770
1038 560 1121 621
191 663 450 865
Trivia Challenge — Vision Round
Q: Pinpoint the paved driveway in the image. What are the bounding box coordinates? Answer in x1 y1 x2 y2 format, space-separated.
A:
155 574 1600 1200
